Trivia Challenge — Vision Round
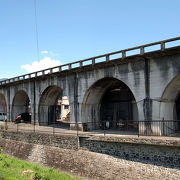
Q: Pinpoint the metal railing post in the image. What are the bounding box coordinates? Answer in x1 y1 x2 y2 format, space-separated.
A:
76 122 79 137
138 121 140 137
34 122 35 133
126 120 128 131
162 118 165 136
17 123 18 133
104 121 106 136
53 126 55 135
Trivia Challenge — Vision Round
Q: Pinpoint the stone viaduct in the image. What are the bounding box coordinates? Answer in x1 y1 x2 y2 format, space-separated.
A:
0 37 180 135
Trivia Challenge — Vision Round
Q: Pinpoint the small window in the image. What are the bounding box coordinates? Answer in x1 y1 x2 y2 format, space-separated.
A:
64 105 69 109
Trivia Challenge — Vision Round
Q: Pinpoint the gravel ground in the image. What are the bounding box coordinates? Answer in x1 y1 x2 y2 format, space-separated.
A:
42 146 180 180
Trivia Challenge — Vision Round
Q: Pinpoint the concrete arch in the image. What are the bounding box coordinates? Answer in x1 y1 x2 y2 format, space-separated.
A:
81 77 139 130
38 85 63 125
159 73 180 135
11 90 31 122
160 73 180 120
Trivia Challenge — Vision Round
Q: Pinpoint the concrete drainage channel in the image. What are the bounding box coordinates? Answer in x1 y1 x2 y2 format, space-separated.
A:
0 131 180 179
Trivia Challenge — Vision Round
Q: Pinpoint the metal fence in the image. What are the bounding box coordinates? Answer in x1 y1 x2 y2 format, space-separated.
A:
0 118 180 137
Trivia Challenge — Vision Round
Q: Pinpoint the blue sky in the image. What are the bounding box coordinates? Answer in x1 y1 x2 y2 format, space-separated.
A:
0 0 180 78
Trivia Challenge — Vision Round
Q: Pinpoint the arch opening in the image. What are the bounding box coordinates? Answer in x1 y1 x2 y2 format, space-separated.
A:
175 94 180 130
38 86 70 126
160 73 180 135
12 90 31 123
0 94 7 121
82 78 138 131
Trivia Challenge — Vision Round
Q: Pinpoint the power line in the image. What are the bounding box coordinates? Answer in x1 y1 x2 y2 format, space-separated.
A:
34 0 40 62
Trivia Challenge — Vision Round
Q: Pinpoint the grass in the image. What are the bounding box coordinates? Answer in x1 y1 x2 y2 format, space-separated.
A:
0 152 81 180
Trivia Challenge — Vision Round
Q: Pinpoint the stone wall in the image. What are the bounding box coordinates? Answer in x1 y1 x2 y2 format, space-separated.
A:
79 136 180 168
0 130 180 168
0 136 180 180
0 130 78 150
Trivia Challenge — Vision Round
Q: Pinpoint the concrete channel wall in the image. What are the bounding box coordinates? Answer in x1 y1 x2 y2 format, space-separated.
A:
0 130 180 168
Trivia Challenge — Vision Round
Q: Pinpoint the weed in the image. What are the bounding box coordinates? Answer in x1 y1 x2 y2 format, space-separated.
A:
0 171 4 180
33 172 42 180
3 161 10 168
43 176 50 180
48 168 53 173
34 165 40 171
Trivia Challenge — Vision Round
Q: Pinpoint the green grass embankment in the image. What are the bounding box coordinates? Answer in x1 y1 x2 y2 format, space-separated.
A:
0 152 81 180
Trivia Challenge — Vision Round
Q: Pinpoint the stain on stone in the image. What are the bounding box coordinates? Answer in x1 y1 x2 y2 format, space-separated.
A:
130 61 144 72
171 54 180 76
104 67 114 77
152 56 170 81
133 71 140 86
118 63 128 74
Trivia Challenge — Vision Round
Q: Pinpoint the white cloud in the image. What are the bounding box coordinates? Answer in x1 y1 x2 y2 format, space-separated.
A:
41 50 59 57
41 50 48 54
21 57 61 73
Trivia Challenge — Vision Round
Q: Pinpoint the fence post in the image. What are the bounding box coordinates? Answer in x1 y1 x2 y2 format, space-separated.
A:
53 125 55 135
138 121 139 137
17 123 18 133
104 121 106 136
77 123 79 136
34 121 35 133
4 119 8 131
126 120 128 131
162 118 165 136
76 123 79 137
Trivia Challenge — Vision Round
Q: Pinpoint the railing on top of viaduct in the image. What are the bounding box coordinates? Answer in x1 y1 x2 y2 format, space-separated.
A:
1 36 180 86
